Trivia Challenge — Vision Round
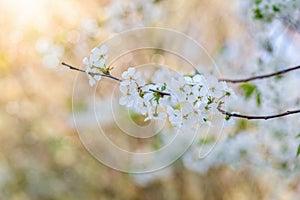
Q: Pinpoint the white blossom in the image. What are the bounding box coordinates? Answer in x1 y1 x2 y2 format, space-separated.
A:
151 67 173 85
119 68 143 107
168 75 191 102
167 106 182 127
83 45 109 86
85 63 101 87
187 84 208 106
116 67 235 130
206 76 225 98
83 45 108 70
184 74 206 85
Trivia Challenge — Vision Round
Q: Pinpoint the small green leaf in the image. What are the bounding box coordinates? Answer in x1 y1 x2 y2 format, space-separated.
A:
253 8 264 19
194 70 201 75
255 0 262 5
207 96 214 104
273 5 280 12
240 83 257 99
296 133 300 138
297 144 300 157
274 75 283 81
256 92 261 107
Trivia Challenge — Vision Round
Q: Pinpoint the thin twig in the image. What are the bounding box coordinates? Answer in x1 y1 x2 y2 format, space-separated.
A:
219 65 300 83
217 106 300 120
149 89 171 96
62 62 122 82
62 62 171 96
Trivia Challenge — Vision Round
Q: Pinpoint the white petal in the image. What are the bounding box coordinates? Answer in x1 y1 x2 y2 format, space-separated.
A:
184 76 193 84
83 57 89 65
121 71 129 79
119 84 128 93
120 80 130 87
95 75 101 81
119 96 128 105
90 53 98 61
89 78 96 86
99 45 108 54
127 68 135 76
91 47 100 55
94 59 105 68
193 74 204 83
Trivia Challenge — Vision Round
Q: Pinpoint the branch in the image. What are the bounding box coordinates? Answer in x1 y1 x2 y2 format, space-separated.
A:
149 89 171 96
62 62 122 82
62 62 170 96
219 65 300 83
217 106 300 120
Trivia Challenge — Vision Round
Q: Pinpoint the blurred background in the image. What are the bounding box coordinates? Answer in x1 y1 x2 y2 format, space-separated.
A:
0 0 299 199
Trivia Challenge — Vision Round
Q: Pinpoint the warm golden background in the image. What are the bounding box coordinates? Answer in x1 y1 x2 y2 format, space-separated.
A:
0 0 299 199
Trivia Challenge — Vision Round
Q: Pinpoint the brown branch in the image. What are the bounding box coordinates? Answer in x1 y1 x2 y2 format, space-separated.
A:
149 89 171 96
219 65 300 83
62 62 122 82
217 106 300 120
62 62 171 96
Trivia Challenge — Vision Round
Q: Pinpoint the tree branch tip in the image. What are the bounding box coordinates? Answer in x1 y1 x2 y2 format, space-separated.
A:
220 64 300 83
61 62 69 67
61 62 71 68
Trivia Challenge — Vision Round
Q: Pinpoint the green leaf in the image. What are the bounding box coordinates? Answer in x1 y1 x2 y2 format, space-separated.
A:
297 144 300 157
274 75 283 81
253 8 264 19
161 83 166 91
240 83 257 99
296 133 300 138
255 0 262 5
194 70 202 75
207 96 214 104
272 5 280 12
256 92 261 107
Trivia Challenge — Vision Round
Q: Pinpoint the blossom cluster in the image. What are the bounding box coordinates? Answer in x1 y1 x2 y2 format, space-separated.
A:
119 67 235 131
82 45 108 86
83 45 235 131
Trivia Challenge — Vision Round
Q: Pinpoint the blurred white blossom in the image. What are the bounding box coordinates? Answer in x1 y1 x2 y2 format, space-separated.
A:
83 45 109 86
